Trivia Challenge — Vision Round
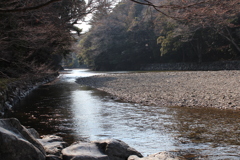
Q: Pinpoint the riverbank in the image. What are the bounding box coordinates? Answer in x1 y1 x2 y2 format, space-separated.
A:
76 70 240 110
0 72 59 117
141 61 240 71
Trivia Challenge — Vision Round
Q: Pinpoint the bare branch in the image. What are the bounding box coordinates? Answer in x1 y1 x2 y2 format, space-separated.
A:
0 0 61 13
130 0 240 26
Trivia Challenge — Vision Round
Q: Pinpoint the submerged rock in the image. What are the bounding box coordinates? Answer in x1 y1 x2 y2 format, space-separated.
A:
128 152 179 160
0 118 46 160
128 152 180 160
62 139 143 160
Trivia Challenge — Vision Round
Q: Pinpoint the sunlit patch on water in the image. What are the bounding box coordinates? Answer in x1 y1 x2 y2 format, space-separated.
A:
11 69 240 159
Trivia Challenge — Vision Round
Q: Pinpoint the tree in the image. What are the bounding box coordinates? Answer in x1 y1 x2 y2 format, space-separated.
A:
77 0 240 70
0 0 61 12
0 0 113 78
131 0 240 54
77 0 160 70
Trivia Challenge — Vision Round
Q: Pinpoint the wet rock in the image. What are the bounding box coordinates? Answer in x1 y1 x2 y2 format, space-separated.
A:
128 152 179 160
62 139 143 160
0 118 46 160
62 142 108 160
4 101 12 110
28 128 40 139
46 154 62 160
94 139 143 160
38 135 68 156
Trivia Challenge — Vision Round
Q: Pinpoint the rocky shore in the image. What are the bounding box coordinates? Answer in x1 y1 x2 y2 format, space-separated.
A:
0 118 179 160
0 73 59 117
76 70 240 110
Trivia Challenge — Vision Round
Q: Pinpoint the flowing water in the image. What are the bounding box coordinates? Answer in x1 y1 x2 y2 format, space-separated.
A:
12 69 240 159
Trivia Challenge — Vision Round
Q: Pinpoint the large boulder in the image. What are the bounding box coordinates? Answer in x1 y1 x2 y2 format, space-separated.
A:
62 139 143 160
0 118 46 160
128 152 180 160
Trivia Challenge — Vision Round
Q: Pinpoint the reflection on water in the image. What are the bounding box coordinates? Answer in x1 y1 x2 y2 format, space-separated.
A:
12 69 240 159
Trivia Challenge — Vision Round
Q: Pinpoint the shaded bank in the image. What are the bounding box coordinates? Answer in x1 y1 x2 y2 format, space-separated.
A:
76 70 240 110
0 72 58 117
141 61 240 71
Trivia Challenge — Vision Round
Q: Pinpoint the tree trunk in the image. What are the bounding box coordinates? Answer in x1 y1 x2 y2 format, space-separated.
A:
196 39 203 63
218 27 240 53
198 52 202 63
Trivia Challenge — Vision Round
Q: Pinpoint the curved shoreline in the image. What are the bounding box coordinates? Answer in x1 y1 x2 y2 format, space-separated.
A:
0 73 59 117
76 70 240 110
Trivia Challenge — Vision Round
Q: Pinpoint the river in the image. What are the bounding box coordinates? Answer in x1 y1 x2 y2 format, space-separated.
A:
12 69 240 159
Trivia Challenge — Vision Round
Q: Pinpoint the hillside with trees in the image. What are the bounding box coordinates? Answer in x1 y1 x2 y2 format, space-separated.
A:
77 0 240 71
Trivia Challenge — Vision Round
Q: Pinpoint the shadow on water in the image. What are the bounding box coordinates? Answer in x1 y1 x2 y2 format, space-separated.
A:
11 69 240 159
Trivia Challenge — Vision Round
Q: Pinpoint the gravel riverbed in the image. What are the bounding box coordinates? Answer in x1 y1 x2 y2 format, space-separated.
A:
76 70 240 110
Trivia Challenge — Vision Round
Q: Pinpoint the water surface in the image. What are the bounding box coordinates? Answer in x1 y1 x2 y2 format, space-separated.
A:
12 69 240 159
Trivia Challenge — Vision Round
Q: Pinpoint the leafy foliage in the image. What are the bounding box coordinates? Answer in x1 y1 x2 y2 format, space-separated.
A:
0 0 111 77
77 0 240 71
78 1 160 70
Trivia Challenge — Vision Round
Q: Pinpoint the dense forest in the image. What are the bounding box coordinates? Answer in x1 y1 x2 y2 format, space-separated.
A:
1 0 240 75
77 0 240 70
0 0 111 78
